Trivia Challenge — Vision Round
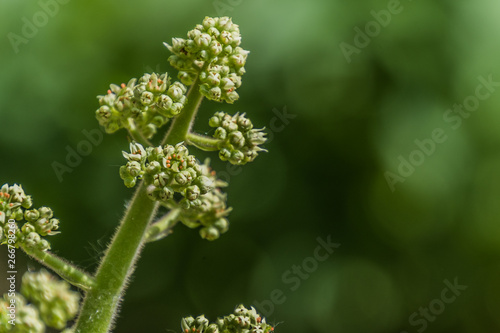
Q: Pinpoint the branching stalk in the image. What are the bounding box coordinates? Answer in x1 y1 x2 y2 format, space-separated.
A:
73 182 159 333
162 76 204 145
21 246 96 291
186 132 221 151
145 208 181 242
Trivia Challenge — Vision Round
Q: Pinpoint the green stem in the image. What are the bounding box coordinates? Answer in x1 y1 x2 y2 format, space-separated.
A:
144 208 181 243
73 182 159 333
127 119 152 147
74 68 206 333
21 246 96 291
186 132 221 151
162 77 204 145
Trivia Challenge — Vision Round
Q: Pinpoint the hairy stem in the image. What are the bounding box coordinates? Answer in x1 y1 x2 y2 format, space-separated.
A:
162 77 204 145
21 246 96 291
75 70 205 333
186 132 221 151
74 182 159 333
127 119 152 147
145 207 181 243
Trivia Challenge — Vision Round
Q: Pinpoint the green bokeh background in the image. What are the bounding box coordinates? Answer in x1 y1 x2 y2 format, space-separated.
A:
1 0 500 332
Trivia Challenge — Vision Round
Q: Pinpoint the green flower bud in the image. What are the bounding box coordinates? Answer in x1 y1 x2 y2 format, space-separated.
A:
209 115 222 128
181 316 195 331
229 131 245 148
186 155 197 167
11 207 24 220
171 102 184 115
25 209 40 222
203 16 216 28
206 323 219 333
38 207 53 219
214 218 229 234
24 232 41 248
22 195 33 209
175 171 189 185
146 161 162 175
153 172 169 188
186 185 200 201
209 41 223 55
234 304 248 316
158 187 174 202
214 127 227 140
179 198 191 210
200 226 219 241
158 94 173 110
141 91 155 105
195 176 213 195
219 148 231 161
22 223 35 235
167 83 185 100
151 116 166 127
252 325 265 333
237 114 253 131
230 151 244 165
38 239 50 251
126 161 143 178
195 33 212 48
222 119 238 132
195 315 209 327
225 90 239 103
247 129 267 146
207 86 222 100
124 177 136 188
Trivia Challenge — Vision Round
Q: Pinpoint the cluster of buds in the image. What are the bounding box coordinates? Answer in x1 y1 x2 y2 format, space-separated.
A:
209 112 267 165
165 159 232 240
21 270 80 330
165 16 249 103
181 305 274 333
120 143 232 240
0 293 45 333
0 184 60 251
178 188 231 241
96 72 188 138
120 142 215 205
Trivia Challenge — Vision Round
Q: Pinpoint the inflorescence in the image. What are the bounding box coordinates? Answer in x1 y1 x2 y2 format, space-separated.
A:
165 16 249 104
210 112 267 165
0 184 60 251
21 270 80 330
120 142 231 240
96 72 188 139
181 305 275 333
0 270 80 332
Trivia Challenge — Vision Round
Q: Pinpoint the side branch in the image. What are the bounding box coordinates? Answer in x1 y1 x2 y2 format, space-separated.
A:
186 132 221 151
162 76 204 145
21 246 96 291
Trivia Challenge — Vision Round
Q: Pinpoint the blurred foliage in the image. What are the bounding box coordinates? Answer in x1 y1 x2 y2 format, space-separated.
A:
1 0 500 332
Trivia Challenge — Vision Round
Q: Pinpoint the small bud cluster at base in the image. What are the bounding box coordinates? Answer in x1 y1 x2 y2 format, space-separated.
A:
170 159 232 241
165 16 249 104
0 293 45 333
21 270 80 330
96 72 187 139
120 142 212 204
181 305 274 333
179 188 231 241
0 184 60 251
120 143 233 240
209 112 267 165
